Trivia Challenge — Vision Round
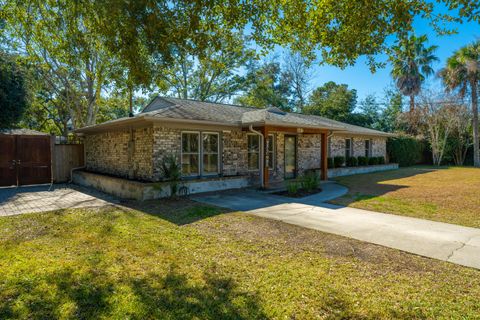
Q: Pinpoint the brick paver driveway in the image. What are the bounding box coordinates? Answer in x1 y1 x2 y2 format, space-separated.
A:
0 184 118 217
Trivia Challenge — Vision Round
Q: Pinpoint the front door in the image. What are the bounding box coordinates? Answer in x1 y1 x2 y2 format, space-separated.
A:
284 135 296 179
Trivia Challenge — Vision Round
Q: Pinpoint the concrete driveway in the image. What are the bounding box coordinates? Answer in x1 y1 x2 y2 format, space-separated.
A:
193 186 480 270
0 184 118 217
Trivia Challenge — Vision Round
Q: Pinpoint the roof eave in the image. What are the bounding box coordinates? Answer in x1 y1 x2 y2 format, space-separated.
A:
74 115 150 134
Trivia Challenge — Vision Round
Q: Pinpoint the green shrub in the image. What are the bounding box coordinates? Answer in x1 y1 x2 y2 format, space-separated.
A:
357 156 368 166
286 180 300 195
300 172 320 192
377 156 385 165
333 156 345 168
327 157 334 169
346 156 358 167
368 157 379 165
159 155 182 196
387 135 423 167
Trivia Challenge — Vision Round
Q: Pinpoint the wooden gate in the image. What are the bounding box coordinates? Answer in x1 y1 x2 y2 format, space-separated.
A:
0 135 52 187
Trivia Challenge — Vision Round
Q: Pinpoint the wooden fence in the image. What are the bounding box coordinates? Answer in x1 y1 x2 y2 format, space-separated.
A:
53 144 84 183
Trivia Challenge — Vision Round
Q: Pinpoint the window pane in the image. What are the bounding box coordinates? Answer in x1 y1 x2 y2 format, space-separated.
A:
267 135 274 152
182 133 199 152
203 154 218 173
248 152 259 170
182 154 199 175
203 134 218 153
248 135 259 152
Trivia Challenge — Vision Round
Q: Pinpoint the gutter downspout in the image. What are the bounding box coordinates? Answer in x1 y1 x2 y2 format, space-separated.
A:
249 125 264 188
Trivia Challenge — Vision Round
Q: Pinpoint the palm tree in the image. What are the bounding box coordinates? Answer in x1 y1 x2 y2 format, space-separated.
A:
439 41 480 167
390 34 438 112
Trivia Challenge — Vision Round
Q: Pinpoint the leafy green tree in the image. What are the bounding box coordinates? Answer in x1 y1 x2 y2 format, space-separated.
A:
159 32 254 103
3 0 117 128
378 88 405 132
358 95 381 129
439 41 480 167
89 0 479 78
303 81 357 122
0 52 29 128
389 34 438 112
235 60 293 110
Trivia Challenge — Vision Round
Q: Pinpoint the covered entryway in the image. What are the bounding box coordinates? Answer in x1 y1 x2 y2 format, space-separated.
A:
0 130 52 187
251 125 329 188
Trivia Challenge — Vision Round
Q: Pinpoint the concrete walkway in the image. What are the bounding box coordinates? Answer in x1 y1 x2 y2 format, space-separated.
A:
0 184 118 217
192 181 349 211
251 203 480 269
193 184 480 270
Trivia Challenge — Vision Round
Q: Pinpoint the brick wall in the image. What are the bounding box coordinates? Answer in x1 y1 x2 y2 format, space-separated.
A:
329 135 387 159
222 130 248 176
84 126 153 180
297 133 322 174
85 125 388 183
152 126 182 180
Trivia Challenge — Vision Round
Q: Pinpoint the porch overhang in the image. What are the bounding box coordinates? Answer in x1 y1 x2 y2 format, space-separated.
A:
242 123 333 188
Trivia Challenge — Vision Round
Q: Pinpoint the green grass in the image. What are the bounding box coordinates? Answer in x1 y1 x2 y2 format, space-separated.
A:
331 166 480 228
1 200 480 319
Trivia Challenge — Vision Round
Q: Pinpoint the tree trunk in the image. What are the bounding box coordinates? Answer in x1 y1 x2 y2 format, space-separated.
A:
472 80 479 167
409 95 415 112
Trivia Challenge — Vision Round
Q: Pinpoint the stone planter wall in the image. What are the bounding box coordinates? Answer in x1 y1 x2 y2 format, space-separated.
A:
328 163 399 178
73 170 249 200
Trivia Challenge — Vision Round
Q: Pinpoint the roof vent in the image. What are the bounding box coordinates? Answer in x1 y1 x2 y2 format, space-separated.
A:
266 107 287 115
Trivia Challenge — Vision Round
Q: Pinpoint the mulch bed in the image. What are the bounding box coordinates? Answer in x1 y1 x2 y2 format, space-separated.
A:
273 188 322 198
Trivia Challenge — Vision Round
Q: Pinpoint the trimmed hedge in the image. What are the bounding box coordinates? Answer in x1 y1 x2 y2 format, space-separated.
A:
387 135 424 167
333 156 345 168
357 156 368 166
346 156 358 167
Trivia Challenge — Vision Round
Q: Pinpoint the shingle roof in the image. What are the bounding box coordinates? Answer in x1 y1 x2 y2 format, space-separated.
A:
76 96 393 137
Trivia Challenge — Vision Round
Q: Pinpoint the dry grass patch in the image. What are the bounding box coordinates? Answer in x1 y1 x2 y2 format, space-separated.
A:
1 201 479 319
331 166 480 228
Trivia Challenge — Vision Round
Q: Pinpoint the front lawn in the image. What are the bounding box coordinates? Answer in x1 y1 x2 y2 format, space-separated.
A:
331 166 480 228
0 200 479 319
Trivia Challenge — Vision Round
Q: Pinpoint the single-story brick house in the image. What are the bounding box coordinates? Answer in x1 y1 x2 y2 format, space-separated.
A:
75 97 394 197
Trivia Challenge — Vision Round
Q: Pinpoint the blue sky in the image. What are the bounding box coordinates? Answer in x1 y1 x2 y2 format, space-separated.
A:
308 7 479 103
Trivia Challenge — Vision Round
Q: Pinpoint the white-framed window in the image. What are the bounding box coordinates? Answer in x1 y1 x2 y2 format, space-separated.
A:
202 132 219 175
345 138 352 158
267 134 275 170
365 139 372 157
181 132 200 176
247 134 260 170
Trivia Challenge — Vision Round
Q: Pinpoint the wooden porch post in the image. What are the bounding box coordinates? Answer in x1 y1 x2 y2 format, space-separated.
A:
321 132 328 180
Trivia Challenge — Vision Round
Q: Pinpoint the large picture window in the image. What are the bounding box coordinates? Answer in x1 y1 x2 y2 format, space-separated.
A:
181 132 200 176
248 134 260 170
267 134 275 170
202 133 219 175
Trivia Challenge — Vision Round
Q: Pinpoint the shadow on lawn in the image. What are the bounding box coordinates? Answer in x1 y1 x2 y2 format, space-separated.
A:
330 166 441 207
0 265 266 319
121 197 231 226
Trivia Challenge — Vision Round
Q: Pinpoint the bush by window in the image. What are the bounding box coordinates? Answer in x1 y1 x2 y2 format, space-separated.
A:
346 156 358 167
357 156 368 166
333 156 345 168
